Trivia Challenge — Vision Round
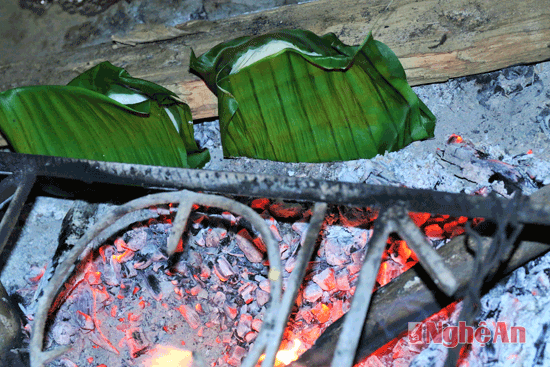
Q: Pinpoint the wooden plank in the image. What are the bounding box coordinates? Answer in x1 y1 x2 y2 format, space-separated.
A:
0 0 549 148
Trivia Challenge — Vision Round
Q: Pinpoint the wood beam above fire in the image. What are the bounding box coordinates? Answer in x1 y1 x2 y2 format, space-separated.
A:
0 0 548 132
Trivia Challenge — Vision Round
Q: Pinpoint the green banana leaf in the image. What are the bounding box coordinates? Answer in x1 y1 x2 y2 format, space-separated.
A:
0 61 209 168
190 29 436 163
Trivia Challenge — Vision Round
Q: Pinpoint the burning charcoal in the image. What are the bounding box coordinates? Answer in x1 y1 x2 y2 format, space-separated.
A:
392 338 421 359
283 232 300 252
322 227 370 266
125 327 150 358
362 355 386 367
113 248 135 263
142 272 162 301
223 303 239 320
219 331 232 344
338 206 377 227
172 259 190 276
248 300 260 314
245 331 257 342
312 268 336 291
239 283 257 304
322 239 348 267
51 320 78 345
330 299 346 321
279 242 291 260
195 303 206 314
178 304 201 329
214 257 236 281
235 230 264 263
189 284 202 296
227 345 247 366
347 261 362 277
258 277 270 293
222 211 238 225
390 240 413 266
110 255 123 285
297 308 314 323
256 288 270 307
205 228 228 247
424 223 445 239
311 303 331 323
251 198 270 211
127 265 138 278
84 270 102 285
376 260 403 287
251 318 262 332
291 222 309 240
408 212 431 227
303 283 323 303
268 200 304 220
124 229 147 251
300 324 322 344
264 217 283 241
335 269 351 291
134 259 154 270
189 251 203 267
285 255 297 273
443 220 466 237
26 265 45 285
212 291 226 306
236 314 253 338
92 287 112 305
199 264 211 280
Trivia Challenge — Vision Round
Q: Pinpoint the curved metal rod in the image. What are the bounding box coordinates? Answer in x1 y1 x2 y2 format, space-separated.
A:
30 190 282 367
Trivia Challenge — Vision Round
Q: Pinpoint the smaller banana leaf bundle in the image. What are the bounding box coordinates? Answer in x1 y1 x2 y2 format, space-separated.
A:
190 29 436 163
0 61 209 168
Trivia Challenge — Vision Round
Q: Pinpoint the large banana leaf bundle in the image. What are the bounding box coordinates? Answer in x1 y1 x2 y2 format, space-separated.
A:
0 62 209 168
191 29 436 163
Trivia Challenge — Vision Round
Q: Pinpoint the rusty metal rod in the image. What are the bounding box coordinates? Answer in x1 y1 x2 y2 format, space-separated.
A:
1 152 550 226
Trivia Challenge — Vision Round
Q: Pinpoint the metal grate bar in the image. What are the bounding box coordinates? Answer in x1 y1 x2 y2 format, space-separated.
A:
1 152 549 225
0 171 36 256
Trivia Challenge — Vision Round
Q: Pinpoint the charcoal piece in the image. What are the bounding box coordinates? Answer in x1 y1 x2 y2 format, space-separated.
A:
144 273 162 301
533 323 549 365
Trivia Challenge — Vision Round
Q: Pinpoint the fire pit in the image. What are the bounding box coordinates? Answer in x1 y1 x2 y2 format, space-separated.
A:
2 146 550 367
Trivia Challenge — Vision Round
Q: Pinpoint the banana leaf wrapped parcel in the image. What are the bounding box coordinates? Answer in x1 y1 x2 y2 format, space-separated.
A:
190 29 436 163
0 61 210 168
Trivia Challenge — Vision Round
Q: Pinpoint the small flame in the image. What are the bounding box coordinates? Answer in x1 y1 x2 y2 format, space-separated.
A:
276 339 301 365
144 345 194 367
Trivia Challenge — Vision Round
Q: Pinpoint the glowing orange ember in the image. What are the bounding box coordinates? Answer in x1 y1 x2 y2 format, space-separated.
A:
448 134 463 143
144 345 194 367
